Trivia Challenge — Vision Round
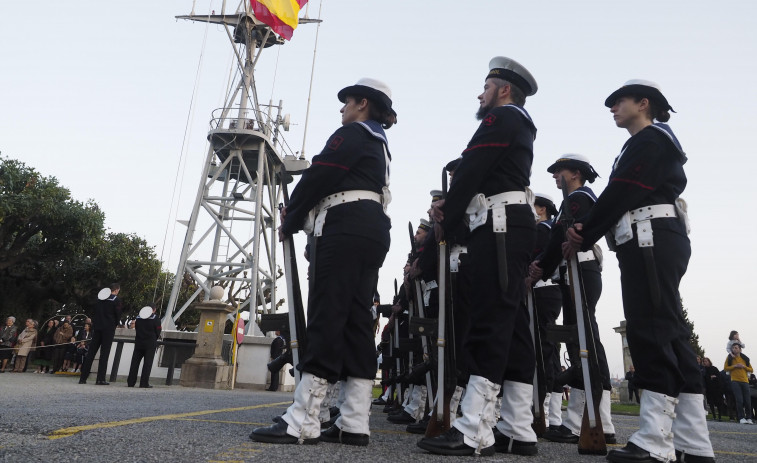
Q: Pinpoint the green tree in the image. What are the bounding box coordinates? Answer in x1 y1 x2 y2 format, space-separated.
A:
681 298 704 358
0 156 178 325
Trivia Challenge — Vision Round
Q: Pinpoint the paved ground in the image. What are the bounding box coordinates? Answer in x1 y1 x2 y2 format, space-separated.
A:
1 372 755 462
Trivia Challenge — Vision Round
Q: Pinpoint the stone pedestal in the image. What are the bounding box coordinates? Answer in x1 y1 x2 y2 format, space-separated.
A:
180 298 233 389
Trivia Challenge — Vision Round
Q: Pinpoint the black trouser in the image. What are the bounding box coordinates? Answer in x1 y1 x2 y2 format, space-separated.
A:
464 223 534 385
628 386 640 403
451 251 471 387
127 343 156 387
300 234 387 383
533 284 562 392
617 226 702 396
560 260 611 391
80 329 115 382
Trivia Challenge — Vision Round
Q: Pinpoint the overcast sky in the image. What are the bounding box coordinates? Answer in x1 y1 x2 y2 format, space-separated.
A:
2 0 755 377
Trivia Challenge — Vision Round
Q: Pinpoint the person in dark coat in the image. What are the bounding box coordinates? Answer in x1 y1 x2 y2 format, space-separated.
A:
420 56 539 457
127 304 161 388
702 357 725 421
624 365 639 403
250 78 396 447
266 331 286 391
79 283 123 385
565 80 714 462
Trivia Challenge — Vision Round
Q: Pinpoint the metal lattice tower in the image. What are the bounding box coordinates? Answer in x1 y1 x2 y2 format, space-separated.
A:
163 5 312 332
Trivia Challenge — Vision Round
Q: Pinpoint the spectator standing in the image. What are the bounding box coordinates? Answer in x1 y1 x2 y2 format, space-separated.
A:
12 319 37 372
0 316 18 372
73 323 92 372
625 365 640 403
52 320 73 373
80 283 123 385
702 357 726 421
724 342 753 424
34 320 56 373
127 304 161 388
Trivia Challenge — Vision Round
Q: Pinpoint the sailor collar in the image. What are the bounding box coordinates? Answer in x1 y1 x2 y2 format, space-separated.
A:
356 120 388 146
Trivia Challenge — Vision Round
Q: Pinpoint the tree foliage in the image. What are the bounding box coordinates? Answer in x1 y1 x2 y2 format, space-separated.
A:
681 298 704 358
0 156 179 325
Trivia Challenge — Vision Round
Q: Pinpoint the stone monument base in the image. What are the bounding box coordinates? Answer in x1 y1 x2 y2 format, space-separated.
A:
180 357 231 389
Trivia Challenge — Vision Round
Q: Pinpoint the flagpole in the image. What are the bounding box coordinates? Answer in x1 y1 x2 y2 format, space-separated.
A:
299 0 323 159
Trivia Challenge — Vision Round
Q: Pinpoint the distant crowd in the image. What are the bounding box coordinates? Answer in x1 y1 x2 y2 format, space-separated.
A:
0 315 93 374
625 330 755 424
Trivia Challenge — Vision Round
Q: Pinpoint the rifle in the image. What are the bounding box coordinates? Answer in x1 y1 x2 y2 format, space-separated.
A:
408 221 436 416
391 278 402 405
278 182 309 386
527 288 547 436
426 167 457 437
560 176 606 455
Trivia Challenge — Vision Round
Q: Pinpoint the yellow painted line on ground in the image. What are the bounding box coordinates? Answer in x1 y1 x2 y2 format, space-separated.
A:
715 450 757 457
48 401 291 440
175 418 267 425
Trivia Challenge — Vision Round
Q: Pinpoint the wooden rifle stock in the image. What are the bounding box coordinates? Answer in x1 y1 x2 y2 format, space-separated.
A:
560 176 606 455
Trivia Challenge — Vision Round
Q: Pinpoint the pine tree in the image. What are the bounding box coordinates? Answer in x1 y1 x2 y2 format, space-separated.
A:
681 298 704 357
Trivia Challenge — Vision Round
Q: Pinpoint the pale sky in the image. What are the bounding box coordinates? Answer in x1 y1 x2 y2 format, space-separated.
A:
2 0 755 378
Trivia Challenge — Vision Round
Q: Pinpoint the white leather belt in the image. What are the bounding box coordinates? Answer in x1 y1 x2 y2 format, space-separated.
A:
466 190 532 232
577 250 596 263
534 279 557 288
449 245 468 273
611 203 679 247
304 190 385 236
629 204 677 223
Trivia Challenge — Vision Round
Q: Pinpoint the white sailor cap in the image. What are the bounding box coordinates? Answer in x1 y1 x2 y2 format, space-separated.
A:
486 56 538 97
418 219 432 231
338 77 394 113
547 153 600 183
604 79 674 112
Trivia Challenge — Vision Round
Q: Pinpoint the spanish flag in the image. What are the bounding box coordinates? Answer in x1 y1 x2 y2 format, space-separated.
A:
251 0 309 40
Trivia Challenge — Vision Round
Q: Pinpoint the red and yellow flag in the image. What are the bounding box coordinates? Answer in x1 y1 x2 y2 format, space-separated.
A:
250 0 309 40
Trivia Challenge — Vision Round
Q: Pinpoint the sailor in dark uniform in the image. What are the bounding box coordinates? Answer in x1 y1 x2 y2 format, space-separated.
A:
565 80 714 462
250 78 396 447
528 193 564 432
419 56 538 457
530 154 616 445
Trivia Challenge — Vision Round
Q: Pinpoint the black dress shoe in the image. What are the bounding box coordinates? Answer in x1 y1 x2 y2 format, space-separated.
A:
249 420 319 445
328 406 340 418
388 410 416 424
542 424 578 443
319 425 369 446
406 416 430 434
604 433 617 445
127 384 134 388
492 427 538 455
372 397 387 406
78 379 87 384
321 412 339 430
139 384 153 388
607 442 657 463
95 381 110 386
674 450 715 462
272 415 284 424
417 427 495 456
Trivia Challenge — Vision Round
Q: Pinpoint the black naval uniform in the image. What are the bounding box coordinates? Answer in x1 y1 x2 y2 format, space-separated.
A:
531 218 563 393
281 119 391 383
440 104 536 386
575 123 700 397
538 186 612 391
80 292 122 384
127 313 161 388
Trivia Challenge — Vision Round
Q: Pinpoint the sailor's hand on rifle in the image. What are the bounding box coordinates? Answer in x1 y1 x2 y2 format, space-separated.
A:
429 200 445 242
407 258 422 279
563 224 584 259
528 260 544 281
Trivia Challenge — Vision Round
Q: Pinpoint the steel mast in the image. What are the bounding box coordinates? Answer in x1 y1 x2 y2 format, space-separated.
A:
163 4 311 332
